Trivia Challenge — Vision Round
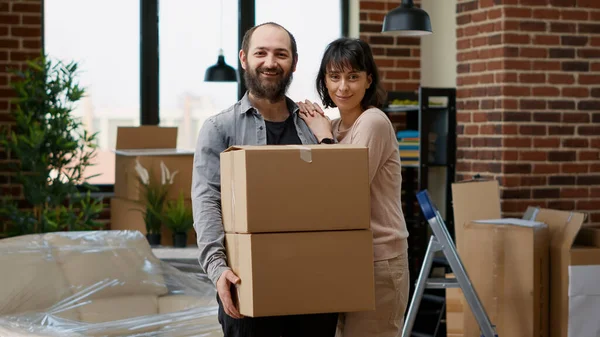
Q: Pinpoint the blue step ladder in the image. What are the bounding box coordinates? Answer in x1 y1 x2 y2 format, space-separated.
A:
401 190 498 337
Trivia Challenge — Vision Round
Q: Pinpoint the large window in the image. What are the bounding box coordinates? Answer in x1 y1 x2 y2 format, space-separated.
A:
158 0 238 149
45 0 140 185
44 0 345 186
256 0 342 119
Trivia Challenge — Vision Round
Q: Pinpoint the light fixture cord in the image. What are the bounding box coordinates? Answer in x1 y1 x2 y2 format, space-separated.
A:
219 0 224 55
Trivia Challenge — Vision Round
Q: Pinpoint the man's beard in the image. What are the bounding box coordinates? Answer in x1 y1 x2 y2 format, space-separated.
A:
244 65 293 102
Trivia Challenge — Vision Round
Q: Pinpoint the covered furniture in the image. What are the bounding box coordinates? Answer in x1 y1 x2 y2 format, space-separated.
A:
0 230 222 336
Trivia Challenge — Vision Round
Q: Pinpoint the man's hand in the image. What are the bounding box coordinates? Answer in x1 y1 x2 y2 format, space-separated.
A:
217 270 243 319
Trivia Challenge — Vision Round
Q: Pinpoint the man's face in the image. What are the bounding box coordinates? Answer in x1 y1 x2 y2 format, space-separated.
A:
240 25 297 101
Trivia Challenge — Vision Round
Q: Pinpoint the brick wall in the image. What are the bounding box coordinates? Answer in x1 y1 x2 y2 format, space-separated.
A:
0 1 42 208
456 0 600 223
359 0 421 93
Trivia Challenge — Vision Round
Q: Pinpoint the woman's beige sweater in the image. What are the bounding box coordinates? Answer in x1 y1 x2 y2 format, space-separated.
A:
331 107 409 261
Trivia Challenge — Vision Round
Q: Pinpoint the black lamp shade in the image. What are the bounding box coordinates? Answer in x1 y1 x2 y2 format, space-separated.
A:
382 0 432 36
204 54 238 82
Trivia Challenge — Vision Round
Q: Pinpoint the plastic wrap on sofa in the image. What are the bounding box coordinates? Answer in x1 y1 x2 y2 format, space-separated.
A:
0 230 222 336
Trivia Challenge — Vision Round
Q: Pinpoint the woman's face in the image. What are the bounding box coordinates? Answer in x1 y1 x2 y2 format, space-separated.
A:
325 66 372 113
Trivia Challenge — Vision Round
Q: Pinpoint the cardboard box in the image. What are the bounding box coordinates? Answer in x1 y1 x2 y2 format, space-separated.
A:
221 145 370 233
451 179 501 254
452 180 549 337
445 274 464 337
114 126 193 201
462 218 549 337
225 230 375 317
524 207 598 337
110 197 196 246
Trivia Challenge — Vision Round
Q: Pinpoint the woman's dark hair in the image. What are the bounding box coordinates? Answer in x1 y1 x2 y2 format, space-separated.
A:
316 37 387 110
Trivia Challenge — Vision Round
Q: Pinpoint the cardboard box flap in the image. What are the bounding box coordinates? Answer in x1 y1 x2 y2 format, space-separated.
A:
113 148 194 156
223 145 368 165
451 180 501 243
223 145 316 164
223 146 245 153
116 126 177 150
223 144 365 152
224 145 316 152
525 207 587 250
473 218 546 228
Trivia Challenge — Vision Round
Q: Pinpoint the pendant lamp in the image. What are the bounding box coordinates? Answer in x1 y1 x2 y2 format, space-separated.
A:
205 48 237 82
382 0 432 36
204 0 238 82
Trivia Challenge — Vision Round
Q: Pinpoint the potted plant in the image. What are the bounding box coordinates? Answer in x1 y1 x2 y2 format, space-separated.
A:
0 56 104 236
161 191 193 248
134 160 177 246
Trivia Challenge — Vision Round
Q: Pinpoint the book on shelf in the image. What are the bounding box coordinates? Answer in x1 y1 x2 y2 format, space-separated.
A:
402 160 419 167
399 150 419 157
398 137 419 142
399 144 419 151
396 130 419 139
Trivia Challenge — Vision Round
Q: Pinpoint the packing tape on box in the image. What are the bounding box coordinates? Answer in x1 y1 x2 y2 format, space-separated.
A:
529 207 540 219
288 145 312 163
559 211 575 243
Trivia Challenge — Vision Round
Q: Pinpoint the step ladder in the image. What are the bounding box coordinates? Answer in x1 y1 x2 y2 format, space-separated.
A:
401 190 498 337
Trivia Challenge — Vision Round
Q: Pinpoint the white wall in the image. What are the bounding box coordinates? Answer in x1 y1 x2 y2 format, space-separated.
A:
421 0 457 88
349 0 360 38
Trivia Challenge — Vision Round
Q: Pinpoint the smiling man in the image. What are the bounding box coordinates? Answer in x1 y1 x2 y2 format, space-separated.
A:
192 22 336 337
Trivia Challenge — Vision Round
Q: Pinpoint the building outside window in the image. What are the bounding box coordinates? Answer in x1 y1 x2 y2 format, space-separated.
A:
45 0 140 185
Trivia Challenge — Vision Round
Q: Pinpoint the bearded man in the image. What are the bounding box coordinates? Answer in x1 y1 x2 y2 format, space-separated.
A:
191 22 337 337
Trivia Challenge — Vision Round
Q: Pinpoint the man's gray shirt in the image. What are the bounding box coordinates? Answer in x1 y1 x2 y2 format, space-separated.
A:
192 92 318 285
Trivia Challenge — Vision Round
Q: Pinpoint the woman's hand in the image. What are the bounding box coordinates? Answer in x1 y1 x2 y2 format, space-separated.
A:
297 100 326 117
297 100 333 142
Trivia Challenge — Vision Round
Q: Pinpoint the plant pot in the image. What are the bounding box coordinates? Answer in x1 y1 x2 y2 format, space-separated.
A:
146 233 161 246
172 232 187 248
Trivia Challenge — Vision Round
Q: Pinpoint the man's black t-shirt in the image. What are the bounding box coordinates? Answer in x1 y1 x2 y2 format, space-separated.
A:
264 114 302 145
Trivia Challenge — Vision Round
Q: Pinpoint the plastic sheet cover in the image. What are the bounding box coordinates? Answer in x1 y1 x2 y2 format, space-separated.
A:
0 230 222 336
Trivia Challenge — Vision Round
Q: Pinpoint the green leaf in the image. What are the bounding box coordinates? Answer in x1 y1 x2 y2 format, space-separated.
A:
1 55 104 237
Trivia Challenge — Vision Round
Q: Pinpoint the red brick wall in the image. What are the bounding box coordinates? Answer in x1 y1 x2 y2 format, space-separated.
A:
359 0 421 92
0 0 42 204
456 0 600 223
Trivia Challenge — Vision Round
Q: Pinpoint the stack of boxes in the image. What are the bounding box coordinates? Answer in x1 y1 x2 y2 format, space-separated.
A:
220 145 376 317
110 126 196 246
448 180 598 337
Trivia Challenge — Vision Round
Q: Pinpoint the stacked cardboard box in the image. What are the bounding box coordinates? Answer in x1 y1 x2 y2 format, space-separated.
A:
451 180 549 337
445 274 465 337
449 180 598 337
110 126 196 246
220 145 376 317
